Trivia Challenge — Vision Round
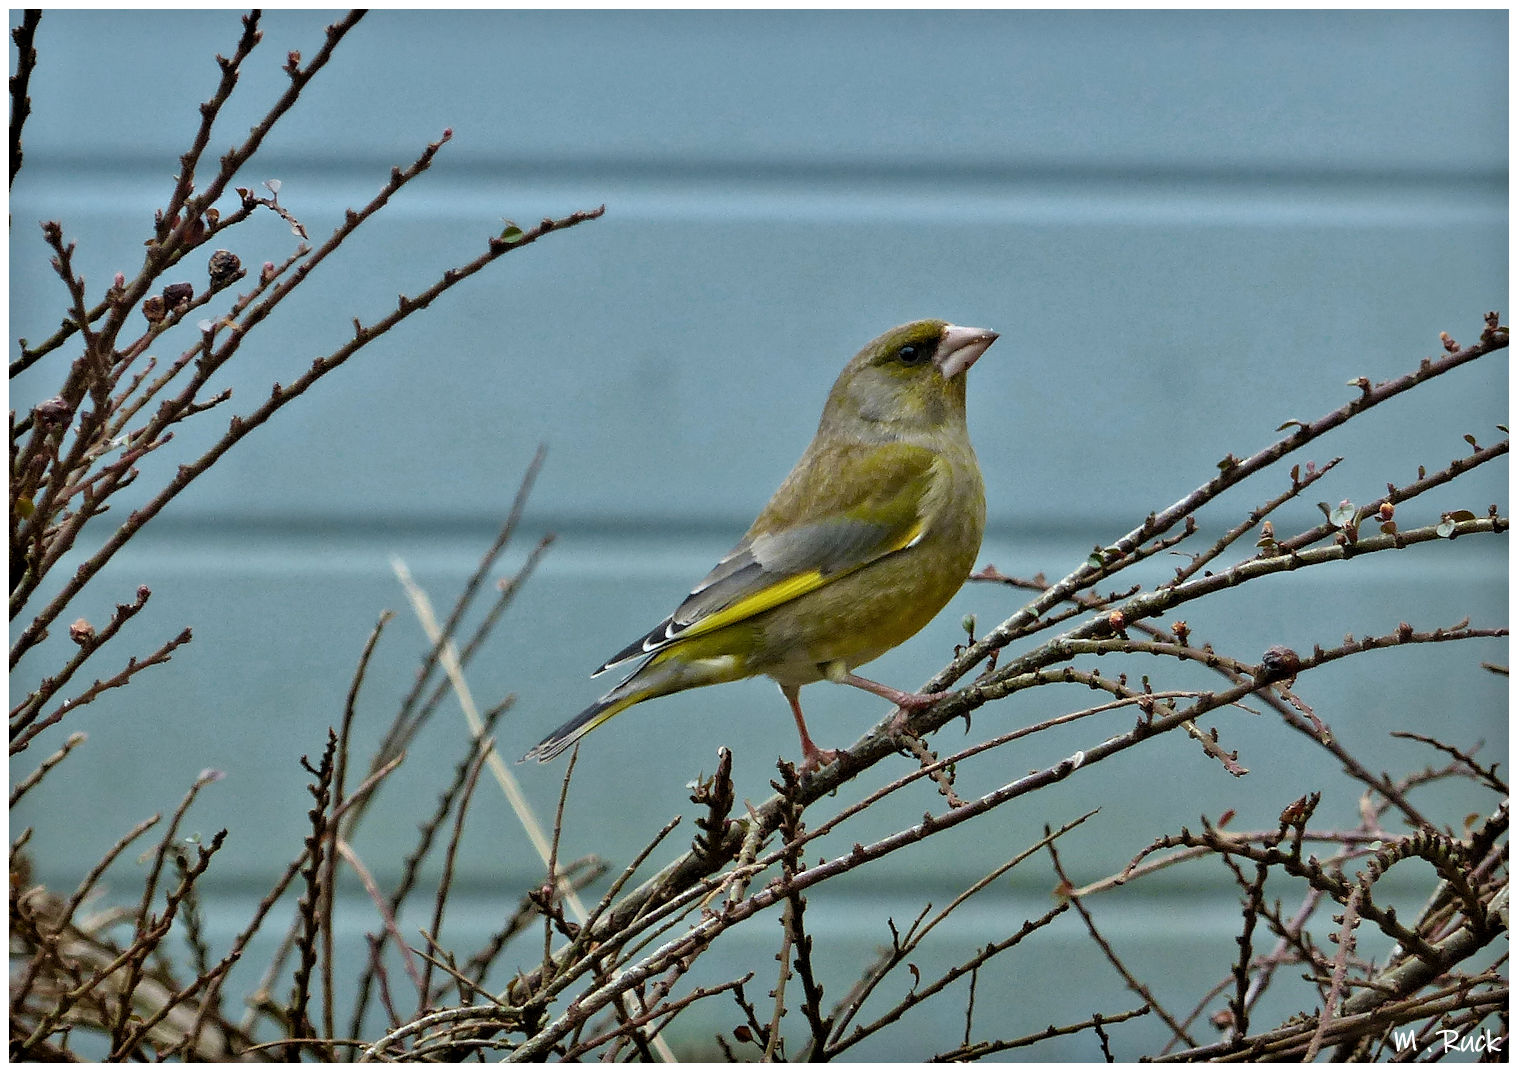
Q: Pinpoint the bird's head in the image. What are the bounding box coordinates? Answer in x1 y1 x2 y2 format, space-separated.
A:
821 319 999 440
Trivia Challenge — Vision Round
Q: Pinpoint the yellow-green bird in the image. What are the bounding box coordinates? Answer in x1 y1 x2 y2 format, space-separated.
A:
524 319 997 770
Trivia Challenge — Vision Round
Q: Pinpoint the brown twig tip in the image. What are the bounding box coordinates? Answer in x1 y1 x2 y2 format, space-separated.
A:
690 747 737 857
1277 792 1317 830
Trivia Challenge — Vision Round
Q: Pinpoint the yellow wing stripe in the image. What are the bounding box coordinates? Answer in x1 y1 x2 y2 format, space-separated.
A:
669 519 925 643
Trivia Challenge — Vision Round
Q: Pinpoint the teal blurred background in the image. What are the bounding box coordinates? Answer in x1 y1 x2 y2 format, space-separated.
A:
10 10 1507 1060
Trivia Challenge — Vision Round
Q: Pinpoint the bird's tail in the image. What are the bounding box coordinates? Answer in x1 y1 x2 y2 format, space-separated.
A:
520 684 644 763
521 648 742 763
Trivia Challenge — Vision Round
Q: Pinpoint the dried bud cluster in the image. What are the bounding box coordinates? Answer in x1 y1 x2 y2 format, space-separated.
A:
208 249 241 285
141 281 196 323
32 396 72 430
1258 645 1302 685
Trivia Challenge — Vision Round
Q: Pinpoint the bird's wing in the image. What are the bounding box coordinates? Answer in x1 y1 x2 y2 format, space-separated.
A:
593 441 939 675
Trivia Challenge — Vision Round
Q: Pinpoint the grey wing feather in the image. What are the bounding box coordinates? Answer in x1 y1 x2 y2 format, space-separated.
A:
591 515 906 676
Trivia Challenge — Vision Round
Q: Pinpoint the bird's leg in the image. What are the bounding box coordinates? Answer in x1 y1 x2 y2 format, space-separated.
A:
839 673 949 736
840 672 948 709
780 683 840 772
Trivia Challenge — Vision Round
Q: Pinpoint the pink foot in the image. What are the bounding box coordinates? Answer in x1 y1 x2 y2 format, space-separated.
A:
892 688 949 710
800 743 842 773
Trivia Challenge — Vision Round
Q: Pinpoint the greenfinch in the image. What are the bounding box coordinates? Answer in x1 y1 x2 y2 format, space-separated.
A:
525 319 997 770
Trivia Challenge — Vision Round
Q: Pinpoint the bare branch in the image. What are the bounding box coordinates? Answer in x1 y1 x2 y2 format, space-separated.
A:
9 9 40 187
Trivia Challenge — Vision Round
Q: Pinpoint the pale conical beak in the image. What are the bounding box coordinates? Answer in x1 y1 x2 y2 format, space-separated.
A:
934 324 999 379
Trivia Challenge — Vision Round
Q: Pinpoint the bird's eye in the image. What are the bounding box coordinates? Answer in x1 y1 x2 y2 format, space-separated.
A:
896 343 927 364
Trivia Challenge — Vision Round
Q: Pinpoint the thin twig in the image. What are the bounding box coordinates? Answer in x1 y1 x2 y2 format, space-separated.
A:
9 730 86 806
420 737 491 1013
336 839 426 996
12 627 193 754
934 1004 1151 1061
1047 832 1196 1048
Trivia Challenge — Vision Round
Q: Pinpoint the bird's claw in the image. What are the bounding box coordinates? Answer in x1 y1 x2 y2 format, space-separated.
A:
800 744 843 773
886 687 950 739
